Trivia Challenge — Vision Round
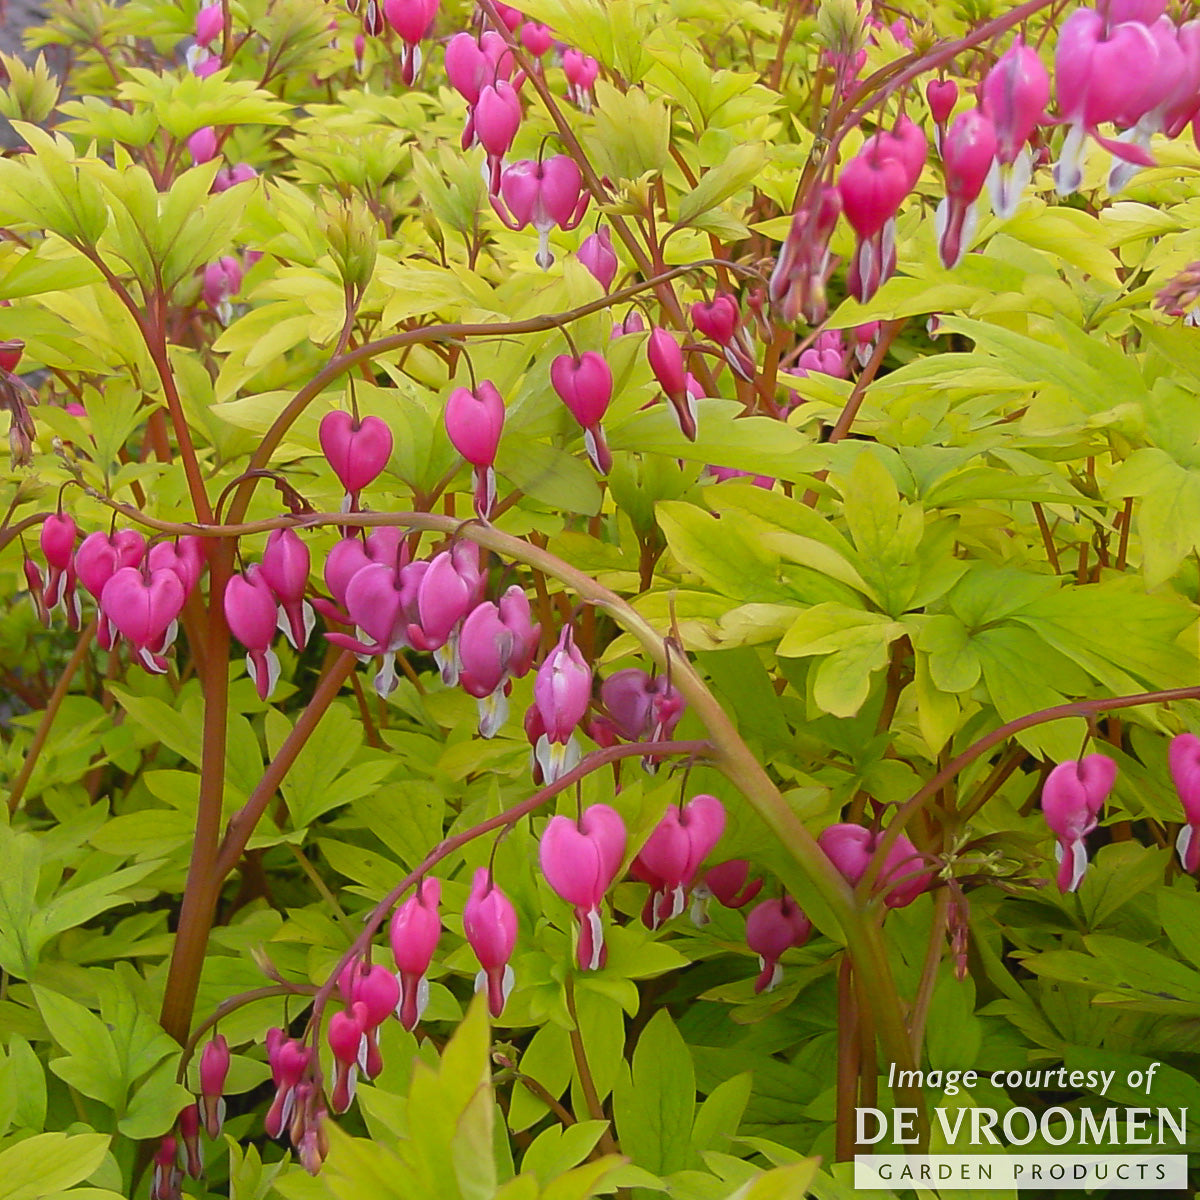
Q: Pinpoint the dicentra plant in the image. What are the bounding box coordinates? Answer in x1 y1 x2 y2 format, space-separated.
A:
4 0 1200 1197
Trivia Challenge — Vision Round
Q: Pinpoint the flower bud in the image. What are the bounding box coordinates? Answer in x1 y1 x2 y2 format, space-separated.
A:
463 868 518 1017
577 226 618 291
187 126 219 165
389 877 441 1030
745 896 811 992
198 1034 230 1139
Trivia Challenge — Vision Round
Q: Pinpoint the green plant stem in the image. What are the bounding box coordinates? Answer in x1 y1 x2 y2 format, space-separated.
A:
287 843 355 938
8 618 96 815
835 954 861 1162
565 977 620 1159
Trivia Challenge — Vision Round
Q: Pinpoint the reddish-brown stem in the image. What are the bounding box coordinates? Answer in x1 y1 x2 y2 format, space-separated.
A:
907 888 950 1059
7 619 96 815
1116 495 1133 571
1032 502 1061 575
158 539 233 1044
867 684 1200 890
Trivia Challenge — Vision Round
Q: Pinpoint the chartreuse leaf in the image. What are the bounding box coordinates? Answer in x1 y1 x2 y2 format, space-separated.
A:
613 1010 696 1175
657 501 787 602
509 1024 574 1132
116 67 290 139
691 1072 753 1158
727 1162 820 1200
611 399 823 484
1158 888 1200 972
833 450 928 616
539 1158 628 1200
586 81 671 184
777 606 902 718
520 1122 610 1184
265 704 394 829
2 1038 46 1134
0 826 40 979
0 826 160 979
227 1139 287 1200
0 1132 110 1200
0 123 108 245
675 143 766 226
1107 447 1200 586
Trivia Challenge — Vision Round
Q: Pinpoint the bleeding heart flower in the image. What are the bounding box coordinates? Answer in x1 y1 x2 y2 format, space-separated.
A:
1041 754 1117 892
550 350 613 473
39 512 79 627
458 586 540 736
631 794 726 928
532 624 591 781
198 1034 230 1140
327 1001 369 1113
224 566 281 700
493 156 589 268
445 381 506 518
337 959 401 1079
520 20 553 57
539 804 626 970
261 527 314 651
187 126 219 165
195 3 222 46
178 1103 203 1180
101 567 186 674
818 823 932 908
647 327 696 439
148 537 206 598
935 108 997 269
577 225 618 291
264 1029 314 1139
927 78 959 127
319 410 393 504
563 47 599 110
